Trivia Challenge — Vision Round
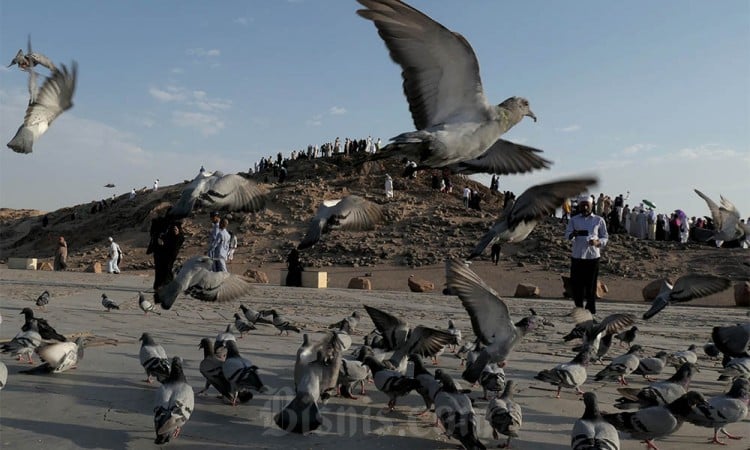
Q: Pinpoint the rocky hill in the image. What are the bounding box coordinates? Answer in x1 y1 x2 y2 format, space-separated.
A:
1 155 748 284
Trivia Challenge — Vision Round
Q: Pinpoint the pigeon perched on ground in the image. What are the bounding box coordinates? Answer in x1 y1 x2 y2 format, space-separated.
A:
35 290 50 310
262 309 301 335
711 323 750 358
239 304 272 326
614 363 699 410
684 378 749 445
694 189 750 245
214 324 236 358
222 340 265 406
479 363 506 400
7 61 77 154
433 369 486 450
197 337 241 403
356 0 549 176
469 178 597 259
445 258 544 382
101 294 120 311
139 333 170 384
328 311 361 333
571 392 620 450
718 356 750 381
153 357 194 445
197 173 266 213
362 355 421 411
614 326 638 348
702 342 721 360
138 292 160 316
534 350 590 398
602 391 708 450
233 313 256 338
667 345 698 369
338 356 371 400
642 274 731 320
632 351 669 382
408 353 441 414
20 308 66 341
1 321 42 363
446 319 462 352
20 336 84 374
594 345 643 385
486 380 522 449
297 195 384 250
157 255 255 309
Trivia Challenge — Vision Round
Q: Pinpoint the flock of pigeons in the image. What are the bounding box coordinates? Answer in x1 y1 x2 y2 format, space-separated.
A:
3 0 749 448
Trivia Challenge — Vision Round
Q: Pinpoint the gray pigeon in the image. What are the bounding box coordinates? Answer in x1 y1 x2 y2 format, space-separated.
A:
614 362 699 410
469 178 597 259
157 255 255 309
718 356 750 381
8 36 58 104
486 380 522 449
153 357 194 445
712 323 750 358
101 293 120 311
614 326 638 348
328 311 361 333
263 309 301 336
632 351 669 381
221 340 265 406
362 355 421 411
138 292 161 316
356 0 550 176
534 350 590 398
7 61 77 154
433 369 486 450
197 173 266 213
197 338 246 403
479 363 506 400
594 345 643 385
214 324 237 354
445 258 544 383
447 319 462 351
35 290 50 310
694 189 750 245
569 308 636 357
602 391 708 450
667 345 698 370
685 378 749 444
233 313 256 338
239 304 273 326
337 357 371 400
298 195 384 250
643 274 731 319
20 336 84 374
139 333 170 384
21 307 66 342
407 353 441 414
571 392 620 450
168 170 224 218
1 321 42 363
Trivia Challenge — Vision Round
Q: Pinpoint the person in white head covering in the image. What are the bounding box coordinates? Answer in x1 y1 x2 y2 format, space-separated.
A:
107 237 122 274
565 194 609 314
384 174 394 199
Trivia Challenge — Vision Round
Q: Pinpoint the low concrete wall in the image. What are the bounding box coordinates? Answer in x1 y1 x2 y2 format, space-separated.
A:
8 258 37 270
279 269 328 288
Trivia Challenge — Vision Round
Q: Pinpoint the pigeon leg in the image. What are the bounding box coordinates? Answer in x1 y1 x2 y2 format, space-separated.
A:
499 436 513 448
359 380 367 395
492 429 499 440
575 387 585 396
555 386 562 399
432 357 439 366
173 427 181 439
720 427 742 440
619 375 628 385
643 439 660 450
415 408 430 417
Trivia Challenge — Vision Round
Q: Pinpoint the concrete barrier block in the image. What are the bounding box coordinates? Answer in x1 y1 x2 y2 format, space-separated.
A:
8 258 37 270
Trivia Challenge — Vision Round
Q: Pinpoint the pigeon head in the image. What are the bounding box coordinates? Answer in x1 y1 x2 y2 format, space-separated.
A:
198 337 212 350
20 307 34 319
499 96 537 123
581 392 602 420
727 378 750 400
627 344 643 355
139 332 156 346
572 350 591 366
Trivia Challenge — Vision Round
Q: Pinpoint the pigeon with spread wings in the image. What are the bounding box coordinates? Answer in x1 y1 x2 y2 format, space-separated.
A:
298 195 384 250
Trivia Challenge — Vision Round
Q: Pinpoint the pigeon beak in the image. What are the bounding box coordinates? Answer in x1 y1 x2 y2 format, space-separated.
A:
526 110 537 122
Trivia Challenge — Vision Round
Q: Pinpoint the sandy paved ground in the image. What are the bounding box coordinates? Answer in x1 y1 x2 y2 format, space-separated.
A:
0 267 748 450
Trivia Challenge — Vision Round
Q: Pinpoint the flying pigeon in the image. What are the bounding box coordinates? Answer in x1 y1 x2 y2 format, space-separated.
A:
35 290 50 310
104 183 115 188
568 308 635 357
8 36 58 104
20 308 66 341
197 173 267 213
221 340 266 406
7 61 77 154
594 345 643 386
534 350 590 399
642 274 731 320
139 333 171 384
694 189 750 245
433 369 486 450
602 391 708 450
685 378 749 445
20 336 84 374
356 0 550 175
445 258 544 382
486 380 522 449
614 362 699 410
138 292 160 316
167 170 224 218
153 357 194 445
571 392 620 450
157 255 255 309
297 195 384 250
101 293 120 311
469 178 597 259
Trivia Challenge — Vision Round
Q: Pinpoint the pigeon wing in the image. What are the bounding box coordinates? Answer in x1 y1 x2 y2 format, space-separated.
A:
454 140 551 175
334 196 384 231
506 177 598 228
201 174 266 212
669 274 731 302
22 62 76 128
187 269 254 302
357 0 492 130
363 304 408 350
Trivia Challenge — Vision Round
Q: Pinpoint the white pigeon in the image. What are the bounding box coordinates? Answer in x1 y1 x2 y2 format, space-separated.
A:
357 0 550 175
642 274 731 320
7 61 77 154
694 189 750 245
571 392 620 450
298 195 384 249
157 255 255 310
469 177 597 259
153 357 194 445
198 173 266 213
138 292 161 316
20 336 84 374
445 258 544 383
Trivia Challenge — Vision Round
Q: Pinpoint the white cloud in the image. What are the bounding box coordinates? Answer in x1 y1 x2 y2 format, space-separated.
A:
185 48 221 57
233 17 249 26
555 124 580 133
170 67 184 74
172 110 225 135
306 114 323 127
329 106 347 115
149 86 187 102
622 143 656 155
